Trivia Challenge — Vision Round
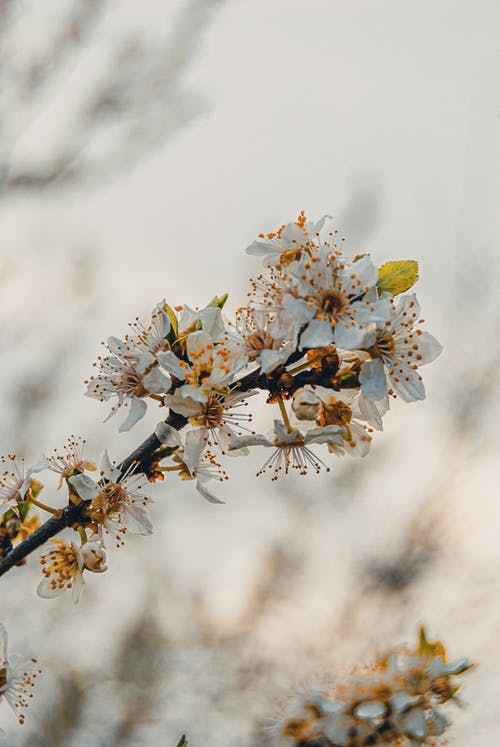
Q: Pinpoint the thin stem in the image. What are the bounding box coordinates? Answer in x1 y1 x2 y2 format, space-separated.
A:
148 393 164 403
287 355 321 376
29 497 63 519
277 395 292 432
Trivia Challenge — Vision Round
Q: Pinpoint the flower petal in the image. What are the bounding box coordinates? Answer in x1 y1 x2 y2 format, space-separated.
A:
118 396 147 432
156 351 188 380
68 473 98 502
299 319 334 349
196 477 225 504
359 359 387 401
142 367 171 394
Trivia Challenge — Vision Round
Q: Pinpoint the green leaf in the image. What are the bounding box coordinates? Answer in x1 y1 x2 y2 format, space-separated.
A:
417 626 446 659
162 303 179 345
207 293 228 309
377 260 419 296
176 736 188 747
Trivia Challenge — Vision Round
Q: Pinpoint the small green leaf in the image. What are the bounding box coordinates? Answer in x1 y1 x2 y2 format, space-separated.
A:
162 303 179 344
377 260 419 296
417 626 446 659
176 736 188 747
207 293 228 309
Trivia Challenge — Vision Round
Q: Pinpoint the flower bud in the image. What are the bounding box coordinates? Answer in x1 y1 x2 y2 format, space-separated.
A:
292 388 321 421
81 540 107 573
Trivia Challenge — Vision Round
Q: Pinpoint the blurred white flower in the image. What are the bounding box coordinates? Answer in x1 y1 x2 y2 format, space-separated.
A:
0 623 41 729
277 628 472 746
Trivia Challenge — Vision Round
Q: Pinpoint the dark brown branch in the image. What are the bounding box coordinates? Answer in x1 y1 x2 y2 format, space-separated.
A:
0 410 187 578
0 355 357 578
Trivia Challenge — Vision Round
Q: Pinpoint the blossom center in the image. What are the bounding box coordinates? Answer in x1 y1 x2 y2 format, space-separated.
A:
318 399 352 428
318 289 347 318
369 331 396 360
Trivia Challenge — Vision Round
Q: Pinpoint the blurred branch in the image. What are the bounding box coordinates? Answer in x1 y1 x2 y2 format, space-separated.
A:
0 0 225 195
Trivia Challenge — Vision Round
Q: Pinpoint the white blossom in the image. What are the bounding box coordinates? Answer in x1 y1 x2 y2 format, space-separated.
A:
232 307 298 374
157 330 247 403
37 539 85 603
359 293 442 403
229 419 346 478
69 453 154 545
85 336 171 431
0 455 48 516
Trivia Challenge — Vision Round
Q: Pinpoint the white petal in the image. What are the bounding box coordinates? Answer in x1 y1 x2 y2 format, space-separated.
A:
0 624 7 663
228 434 272 450
390 692 422 714
178 305 197 331
196 478 225 504
142 367 171 394
417 331 443 365
299 319 334 349
426 708 448 735
186 331 214 367
71 573 84 604
355 391 388 431
282 294 316 325
359 359 387 400
179 384 209 403
430 657 471 676
37 578 66 599
183 429 209 474
354 700 387 719
122 504 153 535
107 336 128 357
198 307 225 341
164 391 201 416
118 396 147 432
135 352 156 375
99 450 114 477
305 425 345 445
245 240 280 262
322 717 349 743
156 351 188 380
388 360 425 402
334 321 368 350
402 708 426 739
343 421 371 457
155 422 182 447
268 311 297 342
259 347 290 374
68 473 98 502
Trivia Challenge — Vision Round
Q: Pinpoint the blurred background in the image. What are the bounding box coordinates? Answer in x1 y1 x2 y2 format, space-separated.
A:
0 0 499 744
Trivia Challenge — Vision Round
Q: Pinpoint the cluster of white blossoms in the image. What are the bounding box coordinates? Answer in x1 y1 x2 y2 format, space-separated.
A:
0 213 469 741
273 628 472 747
0 213 443 606
84 211 441 485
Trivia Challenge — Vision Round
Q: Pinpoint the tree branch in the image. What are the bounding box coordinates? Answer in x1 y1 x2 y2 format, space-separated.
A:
0 352 354 578
0 410 187 578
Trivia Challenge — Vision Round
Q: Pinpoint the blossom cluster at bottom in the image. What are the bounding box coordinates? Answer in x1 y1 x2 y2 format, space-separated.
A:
272 628 472 747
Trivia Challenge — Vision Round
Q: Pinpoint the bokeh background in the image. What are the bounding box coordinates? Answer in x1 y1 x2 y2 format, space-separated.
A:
1 1 499 744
